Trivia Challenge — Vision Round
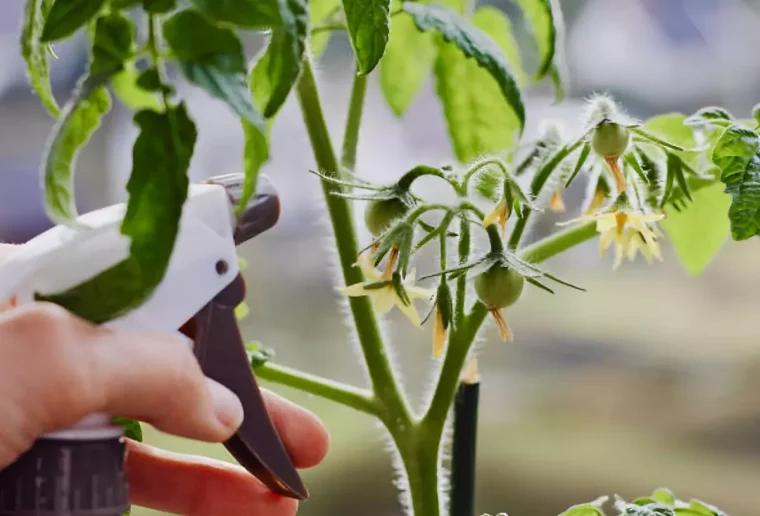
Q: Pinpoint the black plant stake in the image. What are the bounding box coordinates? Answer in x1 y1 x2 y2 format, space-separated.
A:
450 360 480 516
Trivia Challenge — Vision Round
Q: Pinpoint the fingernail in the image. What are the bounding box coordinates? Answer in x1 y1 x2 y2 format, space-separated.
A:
206 378 244 431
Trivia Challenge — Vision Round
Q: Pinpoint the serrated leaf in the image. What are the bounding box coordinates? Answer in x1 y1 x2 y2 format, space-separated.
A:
37 104 197 323
406 2 525 136
113 417 143 442
163 10 265 126
711 125 760 240
310 0 340 57
343 0 390 73
512 0 558 79
21 0 60 118
249 0 308 118
89 12 134 75
379 0 437 116
685 107 733 127
190 0 281 27
111 62 162 111
431 5 524 162
41 0 107 42
41 76 111 225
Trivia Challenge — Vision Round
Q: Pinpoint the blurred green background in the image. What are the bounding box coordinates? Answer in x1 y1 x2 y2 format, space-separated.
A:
4 0 760 514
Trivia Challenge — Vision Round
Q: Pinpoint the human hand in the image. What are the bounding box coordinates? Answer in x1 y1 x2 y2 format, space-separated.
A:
0 244 328 515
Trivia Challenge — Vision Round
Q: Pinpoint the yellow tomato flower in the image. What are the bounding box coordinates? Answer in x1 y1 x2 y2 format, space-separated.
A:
549 190 565 212
340 255 433 327
561 209 664 269
483 200 510 235
433 307 447 358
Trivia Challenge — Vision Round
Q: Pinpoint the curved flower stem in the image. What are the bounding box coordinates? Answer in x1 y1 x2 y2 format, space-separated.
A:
295 57 411 426
256 362 380 417
341 65 368 171
462 158 509 190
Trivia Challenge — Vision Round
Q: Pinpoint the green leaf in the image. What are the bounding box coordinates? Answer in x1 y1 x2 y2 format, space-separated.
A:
89 12 134 75
136 68 162 91
37 104 197 323
644 113 696 149
310 0 340 57
113 417 143 442
41 76 111 225
111 63 162 111
405 2 525 134
143 0 176 13
711 125 760 240
190 0 281 27
685 107 733 127
379 0 437 116
431 5 524 162
41 0 107 42
112 0 141 7
661 181 731 275
246 341 276 369
163 10 265 126
343 0 391 73
249 0 308 118
237 119 271 214
558 496 608 516
235 301 250 320
512 0 559 80
21 0 60 118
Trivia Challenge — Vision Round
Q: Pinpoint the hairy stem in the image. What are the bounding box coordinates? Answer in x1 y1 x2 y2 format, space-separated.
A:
256 362 380 417
519 222 596 263
341 66 368 171
295 57 410 425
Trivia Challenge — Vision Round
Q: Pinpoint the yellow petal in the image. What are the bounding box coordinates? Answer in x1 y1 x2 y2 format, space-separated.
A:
599 229 616 256
648 239 663 262
395 294 423 327
483 204 502 228
550 190 565 212
373 288 396 314
433 310 447 358
340 283 372 297
612 241 624 270
406 285 434 300
358 254 383 281
491 309 513 342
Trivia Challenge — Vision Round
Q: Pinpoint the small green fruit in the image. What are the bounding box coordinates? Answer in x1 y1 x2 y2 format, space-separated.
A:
364 198 410 236
473 265 524 309
592 120 630 158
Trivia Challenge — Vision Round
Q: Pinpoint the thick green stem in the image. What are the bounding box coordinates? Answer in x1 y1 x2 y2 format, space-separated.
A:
256 362 379 417
454 217 470 327
404 434 442 516
295 57 410 425
341 67 368 171
519 222 596 264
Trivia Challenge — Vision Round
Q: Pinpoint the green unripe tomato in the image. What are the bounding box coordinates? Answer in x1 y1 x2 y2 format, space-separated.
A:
473 264 524 309
364 198 410 236
591 120 630 158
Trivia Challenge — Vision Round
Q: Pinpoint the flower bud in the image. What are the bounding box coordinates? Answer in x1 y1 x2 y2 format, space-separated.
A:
364 198 411 236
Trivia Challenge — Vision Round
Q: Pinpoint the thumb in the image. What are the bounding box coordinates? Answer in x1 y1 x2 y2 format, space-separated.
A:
0 303 244 468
